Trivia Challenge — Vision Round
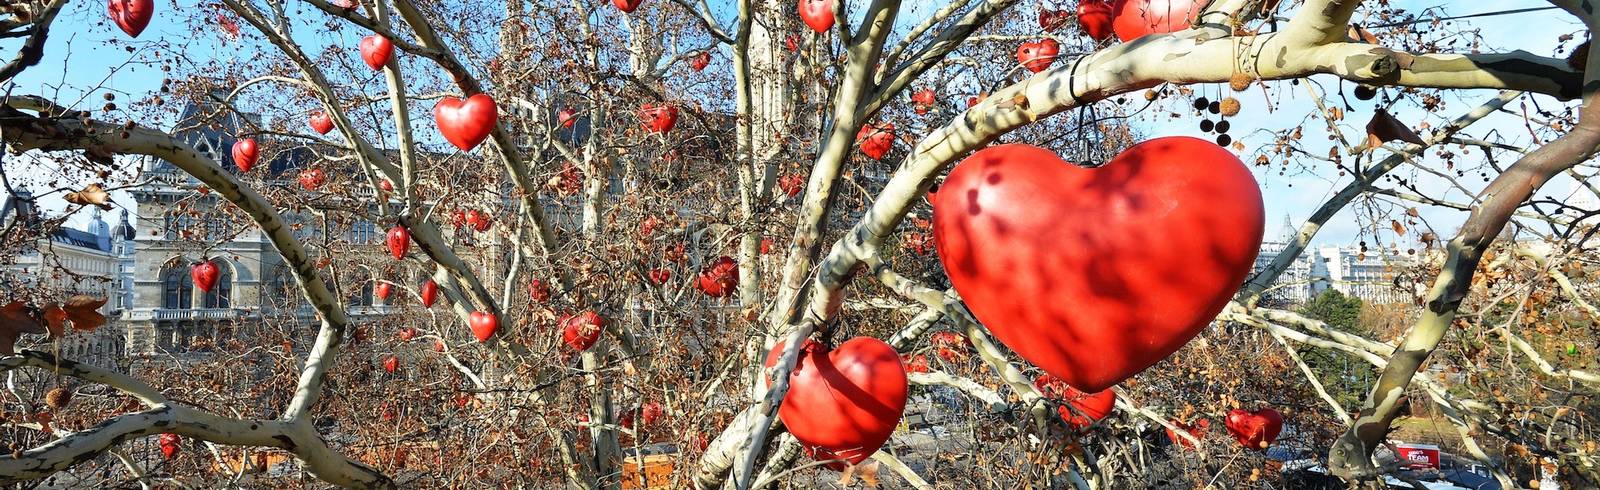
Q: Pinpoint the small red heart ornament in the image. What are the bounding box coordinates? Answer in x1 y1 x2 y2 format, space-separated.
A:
561 311 605 351
468 311 498 342
856 123 894 160
434 94 498 151
612 0 644 12
308 111 334 134
420 279 438 307
695 256 738 298
931 138 1263 393
1224 407 1283 450
640 103 679 134
376 282 393 300
1033 374 1115 430
1038 9 1071 31
297 168 325 191
191 261 219 292
359 35 394 70
386 225 410 260
1015 39 1060 73
765 337 907 469
689 51 711 71
231 138 258 172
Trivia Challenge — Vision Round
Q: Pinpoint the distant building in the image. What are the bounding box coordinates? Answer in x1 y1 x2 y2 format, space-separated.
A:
1254 216 1315 306
1 189 133 369
1309 245 1415 305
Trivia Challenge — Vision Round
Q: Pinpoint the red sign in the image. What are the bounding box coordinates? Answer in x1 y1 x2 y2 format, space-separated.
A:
1396 444 1440 470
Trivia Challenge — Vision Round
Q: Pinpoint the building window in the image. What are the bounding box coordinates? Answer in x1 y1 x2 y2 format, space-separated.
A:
202 261 232 309
163 267 193 309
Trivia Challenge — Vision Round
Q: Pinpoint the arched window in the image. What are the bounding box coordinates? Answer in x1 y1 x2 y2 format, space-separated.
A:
163 266 193 309
202 261 232 308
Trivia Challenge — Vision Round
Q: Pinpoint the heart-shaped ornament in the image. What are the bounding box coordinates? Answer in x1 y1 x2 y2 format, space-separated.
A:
1015 39 1060 73
1077 0 1115 41
376 282 393 301
797 0 834 33
434 94 498 151
856 123 894 160
191 261 220 293
231 138 258 172
1111 0 1209 42
386 225 410 260
612 0 644 13
765 337 907 469
1224 407 1283 450
1038 9 1071 31
932 138 1263 393
468 311 498 342
689 51 711 71
419 279 438 307
561 311 605 351
640 104 679 134
107 0 154 38
1033 374 1116 430
359 35 394 70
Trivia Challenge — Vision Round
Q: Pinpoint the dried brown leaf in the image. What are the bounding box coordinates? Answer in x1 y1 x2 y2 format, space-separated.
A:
64 184 112 210
1367 110 1425 146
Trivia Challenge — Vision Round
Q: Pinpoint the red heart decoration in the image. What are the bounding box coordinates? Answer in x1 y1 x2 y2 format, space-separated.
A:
903 354 929 373
376 282 393 301
1111 0 1209 42
308 111 334 134
1167 418 1208 448
1038 9 1071 31
561 311 605 351
647 268 671 285
778 173 805 198
398 327 417 342
931 138 1263 393
382 355 399 373
107 0 154 38
640 103 679 134
1077 0 1115 41
929 331 969 362
689 51 711 71
420 279 438 307
1033 374 1115 430
785 35 799 52
1225 407 1283 450
467 209 492 232
529 279 550 303
380 180 393 192
158 433 181 459
191 261 219 293
468 311 498 342
641 401 665 427
911 88 936 115
1015 39 1060 73
359 35 394 71
434 94 498 151
231 138 258 172
856 123 894 160
386 225 410 260
695 256 738 298
760 237 774 254
797 0 834 33
297 168 325 191
612 0 643 13
765 337 907 468
557 107 578 128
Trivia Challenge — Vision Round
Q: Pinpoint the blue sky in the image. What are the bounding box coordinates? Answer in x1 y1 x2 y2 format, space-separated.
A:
3 0 1587 250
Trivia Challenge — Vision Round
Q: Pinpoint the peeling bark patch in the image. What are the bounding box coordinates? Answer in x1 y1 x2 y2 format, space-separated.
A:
1476 57 1582 100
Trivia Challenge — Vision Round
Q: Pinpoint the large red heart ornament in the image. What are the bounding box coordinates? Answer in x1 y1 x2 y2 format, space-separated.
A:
695 256 738 298
765 337 907 468
107 0 154 38
1111 0 1209 42
191 261 220 292
931 138 1263 393
798 0 834 34
420 279 438 307
434 95 498 151
1225 407 1283 450
1078 0 1115 41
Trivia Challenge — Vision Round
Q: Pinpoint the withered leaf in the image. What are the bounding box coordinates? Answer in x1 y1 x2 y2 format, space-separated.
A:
1366 110 1425 147
65 184 112 210
0 301 46 355
1391 220 1407 236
